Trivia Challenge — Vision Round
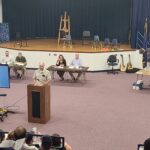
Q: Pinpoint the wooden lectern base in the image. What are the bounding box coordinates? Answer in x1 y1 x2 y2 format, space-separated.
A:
27 84 51 124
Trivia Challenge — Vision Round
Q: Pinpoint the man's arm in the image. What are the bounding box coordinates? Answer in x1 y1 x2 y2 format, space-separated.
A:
23 57 27 66
43 71 51 85
33 71 37 85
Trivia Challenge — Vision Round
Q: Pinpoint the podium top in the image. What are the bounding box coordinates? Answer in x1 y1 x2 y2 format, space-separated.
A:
27 84 50 87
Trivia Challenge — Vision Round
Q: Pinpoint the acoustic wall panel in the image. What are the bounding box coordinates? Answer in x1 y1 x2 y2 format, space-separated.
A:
0 23 9 42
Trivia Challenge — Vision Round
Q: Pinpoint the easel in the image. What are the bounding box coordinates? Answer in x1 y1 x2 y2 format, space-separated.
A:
58 11 71 45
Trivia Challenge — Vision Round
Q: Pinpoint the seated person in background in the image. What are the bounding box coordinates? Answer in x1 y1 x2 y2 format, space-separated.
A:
0 131 15 148
1 51 14 78
0 126 26 149
13 52 27 79
14 126 38 150
1 51 14 67
7 131 15 141
13 126 27 149
24 133 38 150
56 55 67 80
69 53 82 80
51 133 72 150
41 135 52 150
33 62 51 86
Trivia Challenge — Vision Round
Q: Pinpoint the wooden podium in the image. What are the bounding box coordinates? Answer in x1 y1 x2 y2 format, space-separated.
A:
27 84 50 124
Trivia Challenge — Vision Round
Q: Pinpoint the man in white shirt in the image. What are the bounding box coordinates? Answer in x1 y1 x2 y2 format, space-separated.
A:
1 51 14 66
0 126 38 150
69 53 83 80
33 62 51 86
1 51 14 77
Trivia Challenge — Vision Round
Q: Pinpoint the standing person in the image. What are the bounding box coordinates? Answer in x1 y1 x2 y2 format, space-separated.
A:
69 53 82 80
56 55 67 80
33 62 51 86
13 52 27 79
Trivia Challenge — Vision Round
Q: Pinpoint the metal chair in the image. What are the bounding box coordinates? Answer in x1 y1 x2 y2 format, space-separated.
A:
14 32 27 47
107 54 119 74
111 38 119 49
104 38 110 46
82 31 91 45
14 32 22 47
63 34 72 48
93 35 101 49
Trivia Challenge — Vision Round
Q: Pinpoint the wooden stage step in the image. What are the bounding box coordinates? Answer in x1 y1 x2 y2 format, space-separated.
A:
0 38 134 53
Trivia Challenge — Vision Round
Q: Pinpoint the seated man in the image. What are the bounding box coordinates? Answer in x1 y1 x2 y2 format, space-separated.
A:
33 62 51 86
13 52 27 79
1 51 14 67
1 51 14 77
0 126 37 150
41 135 52 150
51 133 72 150
69 53 83 81
13 126 38 150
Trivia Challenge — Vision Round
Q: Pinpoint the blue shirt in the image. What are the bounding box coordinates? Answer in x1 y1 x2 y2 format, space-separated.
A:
70 58 82 67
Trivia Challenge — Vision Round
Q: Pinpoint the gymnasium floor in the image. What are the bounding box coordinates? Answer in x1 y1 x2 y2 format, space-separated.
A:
0 70 150 150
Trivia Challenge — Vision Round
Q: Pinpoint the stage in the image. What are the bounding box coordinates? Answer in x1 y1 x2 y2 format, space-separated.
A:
0 38 133 53
0 39 143 71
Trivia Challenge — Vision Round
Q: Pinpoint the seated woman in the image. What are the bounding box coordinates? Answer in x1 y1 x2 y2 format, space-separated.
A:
56 55 67 80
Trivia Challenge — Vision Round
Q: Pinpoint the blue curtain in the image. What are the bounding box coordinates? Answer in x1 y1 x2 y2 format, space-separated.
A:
2 0 131 42
131 0 150 48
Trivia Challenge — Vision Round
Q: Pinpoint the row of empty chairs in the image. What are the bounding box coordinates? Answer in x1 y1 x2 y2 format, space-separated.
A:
63 34 119 49
13 31 119 49
82 31 119 47
63 31 119 49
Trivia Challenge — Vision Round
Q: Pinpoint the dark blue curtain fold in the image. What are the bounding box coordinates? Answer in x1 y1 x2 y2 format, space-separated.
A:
131 0 150 48
2 0 131 42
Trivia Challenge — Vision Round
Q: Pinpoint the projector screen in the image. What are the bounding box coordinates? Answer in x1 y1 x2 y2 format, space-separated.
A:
0 64 10 88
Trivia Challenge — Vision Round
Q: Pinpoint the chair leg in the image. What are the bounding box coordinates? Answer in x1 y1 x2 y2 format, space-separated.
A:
107 65 118 74
112 66 118 74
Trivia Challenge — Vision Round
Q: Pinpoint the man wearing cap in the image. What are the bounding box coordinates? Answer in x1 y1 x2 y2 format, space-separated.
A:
33 62 51 86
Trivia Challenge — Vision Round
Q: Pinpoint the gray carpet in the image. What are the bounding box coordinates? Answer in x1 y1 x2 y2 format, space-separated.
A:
0 70 150 150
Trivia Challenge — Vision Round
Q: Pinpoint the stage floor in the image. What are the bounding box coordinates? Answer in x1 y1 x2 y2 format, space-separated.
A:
0 39 133 53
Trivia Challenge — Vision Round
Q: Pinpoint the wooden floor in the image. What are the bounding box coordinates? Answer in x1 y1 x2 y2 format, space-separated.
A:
0 38 133 53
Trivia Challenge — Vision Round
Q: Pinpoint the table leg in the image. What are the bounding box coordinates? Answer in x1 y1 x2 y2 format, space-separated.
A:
51 71 55 80
83 72 86 81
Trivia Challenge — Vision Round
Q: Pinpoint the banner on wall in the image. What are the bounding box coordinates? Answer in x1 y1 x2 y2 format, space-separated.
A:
0 23 10 42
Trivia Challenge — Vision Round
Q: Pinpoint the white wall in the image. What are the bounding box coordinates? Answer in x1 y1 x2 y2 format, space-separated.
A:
0 0 2 22
0 48 143 71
